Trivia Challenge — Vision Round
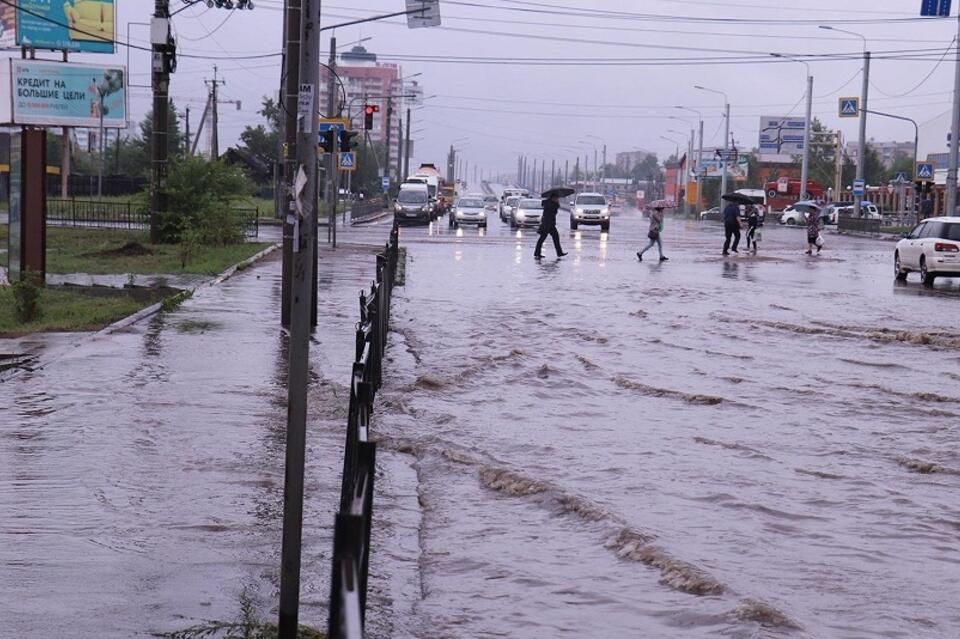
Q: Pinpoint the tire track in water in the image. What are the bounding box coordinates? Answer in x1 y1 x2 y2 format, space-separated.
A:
722 316 960 351
375 435 802 631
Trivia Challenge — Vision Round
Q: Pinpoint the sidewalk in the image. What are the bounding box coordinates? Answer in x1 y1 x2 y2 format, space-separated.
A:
0 227 395 637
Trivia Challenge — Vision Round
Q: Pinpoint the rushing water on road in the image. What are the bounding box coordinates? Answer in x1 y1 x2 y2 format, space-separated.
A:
367 203 960 638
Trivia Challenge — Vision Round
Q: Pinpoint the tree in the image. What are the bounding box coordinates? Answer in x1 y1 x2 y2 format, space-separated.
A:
238 97 280 169
110 102 184 178
630 154 661 184
842 144 884 188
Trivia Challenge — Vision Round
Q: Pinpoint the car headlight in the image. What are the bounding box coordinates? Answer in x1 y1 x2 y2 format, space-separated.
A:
394 203 401 212
601 208 610 216
421 205 430 211
576 207 585 214
479 211 486 217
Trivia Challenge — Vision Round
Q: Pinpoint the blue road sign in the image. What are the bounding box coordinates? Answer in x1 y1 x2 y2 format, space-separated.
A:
338 151 356 170
839 97 859 118
318 118 348 144
916 162 935 180
853 178 866 197
921 0 951 17
381 176 391 192
895 171 909 182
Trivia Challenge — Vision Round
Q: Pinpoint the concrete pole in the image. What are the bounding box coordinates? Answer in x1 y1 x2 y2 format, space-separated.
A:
800 73 813 200
564 159 568 184
854 51 870 217
277 0 320 635
601 144 607 191
150 0 170 244
947 13 960 216
403 107 411 179
720 101 730 208
697 118 704 212
280 0 301 327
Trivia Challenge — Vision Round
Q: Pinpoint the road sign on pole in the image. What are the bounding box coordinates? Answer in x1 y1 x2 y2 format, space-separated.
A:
839 97 859 118
317 118 349 144
338 151 356 171
920 0 952 17
853 178 866 197
916 162 935 180
381 176 390 192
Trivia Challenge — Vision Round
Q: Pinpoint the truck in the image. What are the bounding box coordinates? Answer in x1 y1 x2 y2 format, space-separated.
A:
765 178 824 211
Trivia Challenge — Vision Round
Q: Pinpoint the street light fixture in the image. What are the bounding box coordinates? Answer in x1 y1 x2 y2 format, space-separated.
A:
695 85 731 208
820 25 870 217
771 53 814 202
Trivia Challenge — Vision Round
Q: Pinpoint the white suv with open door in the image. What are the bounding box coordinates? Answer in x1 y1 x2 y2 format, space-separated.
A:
894 217 960 285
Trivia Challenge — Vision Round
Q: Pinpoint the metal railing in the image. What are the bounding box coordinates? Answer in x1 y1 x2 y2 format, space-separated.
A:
837 216 881 235
45 198 260 238
350 196 388 224
327 222 400 639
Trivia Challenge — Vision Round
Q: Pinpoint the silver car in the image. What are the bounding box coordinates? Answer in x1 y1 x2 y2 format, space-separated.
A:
570 193 610 231
501 195 522 222
453 197 488 228
483 194 499 212
512 198 543 229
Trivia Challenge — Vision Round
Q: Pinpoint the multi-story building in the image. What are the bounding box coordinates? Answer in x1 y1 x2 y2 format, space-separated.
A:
615 149 655 173
318 45 420 176
846 139 913 169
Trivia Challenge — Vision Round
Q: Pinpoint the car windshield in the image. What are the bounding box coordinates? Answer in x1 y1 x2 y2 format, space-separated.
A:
942 223 960 241
458 199 483 208
397 190 427 204
484 195 497 202
506 197 521 206
577 196 606 205
519 199 543 209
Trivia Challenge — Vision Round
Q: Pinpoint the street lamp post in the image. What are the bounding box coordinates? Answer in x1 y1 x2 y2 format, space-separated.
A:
860 108 919 216
677 106 704 212
661 135 682 204
771 54 813 202
586 134 607 192
821 26 868 217
695 85 730 209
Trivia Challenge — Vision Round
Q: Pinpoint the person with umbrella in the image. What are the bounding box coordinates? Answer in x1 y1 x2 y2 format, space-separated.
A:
637 199 672 262
721 193 750 256
535 187 571 259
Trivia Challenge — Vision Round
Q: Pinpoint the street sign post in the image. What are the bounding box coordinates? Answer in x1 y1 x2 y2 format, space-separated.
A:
921 0 952 17
381 176 390 192
853 178 866 197
916 162 935 180
839 97 859 118
338 151 356 171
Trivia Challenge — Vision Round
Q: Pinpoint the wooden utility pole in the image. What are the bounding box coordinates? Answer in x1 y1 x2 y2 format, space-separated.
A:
280 0 302 327
205 66 224 159
277 0 320 635
150 0 171 243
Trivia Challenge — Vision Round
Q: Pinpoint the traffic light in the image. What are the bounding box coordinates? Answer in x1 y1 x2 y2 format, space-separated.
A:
320 128 335 153
363 104 379 130
339 129 360 151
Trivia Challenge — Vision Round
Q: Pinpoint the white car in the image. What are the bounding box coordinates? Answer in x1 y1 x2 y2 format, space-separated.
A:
894 216 960 285
452 196 488 228
511 198 543 229
569 193 611 231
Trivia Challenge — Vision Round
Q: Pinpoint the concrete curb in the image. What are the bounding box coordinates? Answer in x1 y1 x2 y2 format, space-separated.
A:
1 242 281 383
351 209 393 225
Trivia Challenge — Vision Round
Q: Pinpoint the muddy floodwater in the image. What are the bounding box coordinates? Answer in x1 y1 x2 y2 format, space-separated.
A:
2 205 960 638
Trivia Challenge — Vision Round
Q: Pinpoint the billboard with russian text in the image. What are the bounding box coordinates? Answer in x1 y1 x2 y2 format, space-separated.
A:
0 59 127 128
16 0 115 53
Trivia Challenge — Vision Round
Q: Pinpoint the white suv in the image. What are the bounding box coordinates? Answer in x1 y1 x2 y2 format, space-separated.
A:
895 217 960 285
570 193 611 231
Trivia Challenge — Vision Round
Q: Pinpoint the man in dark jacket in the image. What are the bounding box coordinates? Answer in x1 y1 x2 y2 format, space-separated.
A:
722 201 741 256
535 194 567 259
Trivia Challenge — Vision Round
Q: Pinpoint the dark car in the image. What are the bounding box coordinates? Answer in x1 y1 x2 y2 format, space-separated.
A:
394 188 432 225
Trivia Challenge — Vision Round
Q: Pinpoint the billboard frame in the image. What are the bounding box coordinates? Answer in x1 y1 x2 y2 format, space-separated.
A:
15 0 116 54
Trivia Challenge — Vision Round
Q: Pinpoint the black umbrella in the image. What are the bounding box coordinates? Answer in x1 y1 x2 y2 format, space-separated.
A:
541 186 575 199
721 192 754 206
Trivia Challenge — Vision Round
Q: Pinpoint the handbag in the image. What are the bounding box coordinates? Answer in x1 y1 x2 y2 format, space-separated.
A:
815 233 824 248
648 229 659 240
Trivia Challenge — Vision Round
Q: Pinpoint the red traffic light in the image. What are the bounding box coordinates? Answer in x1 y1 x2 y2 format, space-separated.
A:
364 104 380 115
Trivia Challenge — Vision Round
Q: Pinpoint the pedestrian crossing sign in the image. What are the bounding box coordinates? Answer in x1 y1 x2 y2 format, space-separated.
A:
916 162 934 180
338 151 356 171
839 97 859 118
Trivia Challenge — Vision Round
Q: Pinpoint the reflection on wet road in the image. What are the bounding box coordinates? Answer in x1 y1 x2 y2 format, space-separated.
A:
372 208 960 638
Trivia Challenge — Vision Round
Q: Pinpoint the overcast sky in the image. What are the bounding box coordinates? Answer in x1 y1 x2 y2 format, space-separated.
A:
49 0 960 175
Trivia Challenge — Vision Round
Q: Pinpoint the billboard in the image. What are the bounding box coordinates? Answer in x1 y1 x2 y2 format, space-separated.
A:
0 59 127 128
697 151 749 180
16 0 115 53
758 115 806 157
0 5 15 49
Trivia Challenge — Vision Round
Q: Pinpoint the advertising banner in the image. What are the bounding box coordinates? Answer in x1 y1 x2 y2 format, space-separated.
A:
16 0 115 53
1 59 127 127
698 151 749 180
758 115 806 156
0 5 16 49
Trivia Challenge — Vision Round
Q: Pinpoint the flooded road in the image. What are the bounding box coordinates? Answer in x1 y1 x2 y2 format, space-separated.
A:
368 203 960 638
3 204 960 638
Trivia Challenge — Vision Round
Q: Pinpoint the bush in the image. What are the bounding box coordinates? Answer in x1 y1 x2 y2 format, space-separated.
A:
10 271 43 323
157 157 253 244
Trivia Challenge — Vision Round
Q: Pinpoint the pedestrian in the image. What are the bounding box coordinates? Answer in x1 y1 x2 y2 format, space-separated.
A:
745 205 761 253
920 195 934 221
722 200 741 256
534 192 567 259
805 208 822 255
637 206 668 262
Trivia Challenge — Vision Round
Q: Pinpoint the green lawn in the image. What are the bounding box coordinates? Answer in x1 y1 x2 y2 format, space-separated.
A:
0 222 7 246
45 227 271 275
0 285 170 337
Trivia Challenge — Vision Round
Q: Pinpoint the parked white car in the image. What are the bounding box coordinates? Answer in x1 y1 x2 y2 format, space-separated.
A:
895 216 960 285
779 201 821 225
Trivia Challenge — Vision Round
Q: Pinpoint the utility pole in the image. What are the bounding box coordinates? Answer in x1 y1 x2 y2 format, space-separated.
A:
855 51 870 218
601 144 607 191
696 119 704 212
800 73 813 201
205 66 224 159
150 0 171 244
551 159 555 187
277 0 320 635
184 106 191 157
948 12 960 215
61 50 70 199
834 130 844 199
564 159 568 184
280 0 302 327
318 33 337 323
384 96 394 201
720 102 730 207
403 107 411 179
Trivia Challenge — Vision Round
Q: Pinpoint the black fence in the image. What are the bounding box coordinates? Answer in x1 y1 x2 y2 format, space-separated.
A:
45 198 260 238
327 223 400 639
45 174 149 197
350 196 387 224
838 216 881 235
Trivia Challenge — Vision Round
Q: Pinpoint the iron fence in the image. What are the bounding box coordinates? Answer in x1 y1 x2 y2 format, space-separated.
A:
45 199 260 238
327 223 400 639
837 216 881 235
350 197 388 224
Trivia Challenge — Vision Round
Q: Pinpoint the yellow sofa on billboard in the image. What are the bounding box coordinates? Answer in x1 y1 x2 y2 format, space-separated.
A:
63 1 113 43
